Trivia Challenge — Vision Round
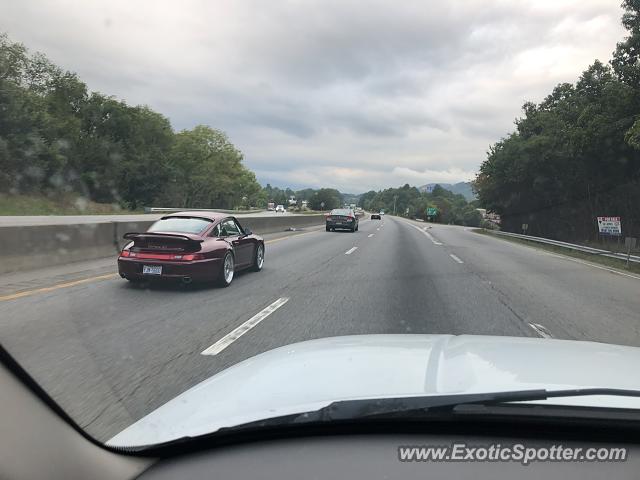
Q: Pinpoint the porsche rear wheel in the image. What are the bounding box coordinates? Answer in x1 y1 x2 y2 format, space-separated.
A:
252 244 264 272
218 252 235 287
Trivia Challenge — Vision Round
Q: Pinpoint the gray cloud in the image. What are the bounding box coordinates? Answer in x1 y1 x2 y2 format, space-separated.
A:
0 0 626 191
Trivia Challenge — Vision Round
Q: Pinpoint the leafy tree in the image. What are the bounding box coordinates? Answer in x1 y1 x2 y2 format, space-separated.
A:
0 33 262 211
475 4 640 241
309 188 341 210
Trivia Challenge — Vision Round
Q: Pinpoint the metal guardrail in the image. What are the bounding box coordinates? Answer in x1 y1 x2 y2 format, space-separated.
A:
144 207 264 214
488 230 640 265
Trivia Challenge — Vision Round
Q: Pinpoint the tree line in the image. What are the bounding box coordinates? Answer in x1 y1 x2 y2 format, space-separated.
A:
359 184 483 226
0 33 263 209
263 184 346 210
1 32 482 220
474 1 640 241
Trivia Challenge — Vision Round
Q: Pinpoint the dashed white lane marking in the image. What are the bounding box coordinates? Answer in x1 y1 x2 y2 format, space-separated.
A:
449 253 464 264
376 228 380 231
528 322 553 339
201 297 290 355
407 223 443 245
368 234 374 238
345 247 358 255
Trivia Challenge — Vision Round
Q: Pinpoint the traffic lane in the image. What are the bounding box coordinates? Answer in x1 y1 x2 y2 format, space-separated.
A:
0 226 328 298
411 221 640 346
206 214 534 381
0 216 377 439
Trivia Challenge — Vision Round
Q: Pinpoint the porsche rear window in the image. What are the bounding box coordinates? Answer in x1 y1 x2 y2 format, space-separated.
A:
148 217 212 234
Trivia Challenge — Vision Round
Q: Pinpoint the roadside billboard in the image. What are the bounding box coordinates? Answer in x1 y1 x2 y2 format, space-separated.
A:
597 216 622 236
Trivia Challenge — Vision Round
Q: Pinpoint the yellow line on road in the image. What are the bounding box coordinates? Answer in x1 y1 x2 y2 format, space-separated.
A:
0 273 118 302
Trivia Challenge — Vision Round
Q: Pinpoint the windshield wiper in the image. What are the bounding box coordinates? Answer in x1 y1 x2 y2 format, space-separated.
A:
127 388 640 453
220 388 640 432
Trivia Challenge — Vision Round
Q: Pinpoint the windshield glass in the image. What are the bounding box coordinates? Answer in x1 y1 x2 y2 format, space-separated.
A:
1 0 640 450
148 217 212 234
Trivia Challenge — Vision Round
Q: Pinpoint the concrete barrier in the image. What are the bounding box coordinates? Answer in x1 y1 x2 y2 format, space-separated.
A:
0 214 326 274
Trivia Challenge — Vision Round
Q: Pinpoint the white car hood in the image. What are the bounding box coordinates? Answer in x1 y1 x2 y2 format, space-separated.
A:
108 335 640 446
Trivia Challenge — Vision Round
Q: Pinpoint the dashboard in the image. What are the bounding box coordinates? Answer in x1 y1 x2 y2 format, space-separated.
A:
139 433 638 479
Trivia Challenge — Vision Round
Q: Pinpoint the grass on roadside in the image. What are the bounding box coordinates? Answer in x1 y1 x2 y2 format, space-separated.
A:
475 229 640 276
0 193 143 215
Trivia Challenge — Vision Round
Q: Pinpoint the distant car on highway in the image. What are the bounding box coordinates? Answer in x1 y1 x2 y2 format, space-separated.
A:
118 212 264 287
326 208 359 232
275 204 285 213
371 212 381 220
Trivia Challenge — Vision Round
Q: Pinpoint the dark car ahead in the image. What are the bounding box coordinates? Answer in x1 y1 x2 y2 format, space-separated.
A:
118 212 264 287
326 208 359 232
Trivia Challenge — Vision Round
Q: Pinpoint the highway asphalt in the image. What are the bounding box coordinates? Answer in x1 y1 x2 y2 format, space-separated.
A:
1 215 640 441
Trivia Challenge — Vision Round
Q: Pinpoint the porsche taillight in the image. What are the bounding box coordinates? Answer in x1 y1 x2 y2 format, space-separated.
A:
119 250 204 261
175 253 205 261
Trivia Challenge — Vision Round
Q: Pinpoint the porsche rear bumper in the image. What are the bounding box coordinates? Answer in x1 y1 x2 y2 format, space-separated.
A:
118 257 223 282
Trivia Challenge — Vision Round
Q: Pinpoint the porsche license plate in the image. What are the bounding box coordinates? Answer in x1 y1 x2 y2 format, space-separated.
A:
142 265 162 275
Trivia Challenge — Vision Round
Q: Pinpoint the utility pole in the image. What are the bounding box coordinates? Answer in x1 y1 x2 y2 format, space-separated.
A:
393 195 398 215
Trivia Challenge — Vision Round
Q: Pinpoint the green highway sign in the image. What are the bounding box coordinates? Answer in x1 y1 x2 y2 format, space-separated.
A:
426 207 438 216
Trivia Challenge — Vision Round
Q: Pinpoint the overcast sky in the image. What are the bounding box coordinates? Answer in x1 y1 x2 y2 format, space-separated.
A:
1 1 627 192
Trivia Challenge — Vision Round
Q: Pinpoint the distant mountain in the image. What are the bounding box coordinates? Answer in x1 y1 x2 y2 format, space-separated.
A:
418 182 476 201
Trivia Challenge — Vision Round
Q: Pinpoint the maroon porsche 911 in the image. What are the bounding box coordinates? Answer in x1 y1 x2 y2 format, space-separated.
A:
117 212 264 287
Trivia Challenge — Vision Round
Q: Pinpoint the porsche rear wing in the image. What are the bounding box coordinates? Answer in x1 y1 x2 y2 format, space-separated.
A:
123 232 204 243
123 232 204 252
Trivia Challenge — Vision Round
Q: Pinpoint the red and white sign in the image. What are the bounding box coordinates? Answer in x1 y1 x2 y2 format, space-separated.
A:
597 216 621 236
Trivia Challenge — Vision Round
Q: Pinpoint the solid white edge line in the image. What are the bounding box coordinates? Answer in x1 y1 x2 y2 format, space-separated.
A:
449 253 464 264
542 251 640 281
201 297 290 355
483 230 640 281
345 247 358 255
528 322 553 339
424 231 443 245
406 222 444 245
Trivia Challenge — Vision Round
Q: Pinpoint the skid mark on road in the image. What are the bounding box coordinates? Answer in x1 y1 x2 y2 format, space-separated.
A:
202 297 290 355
